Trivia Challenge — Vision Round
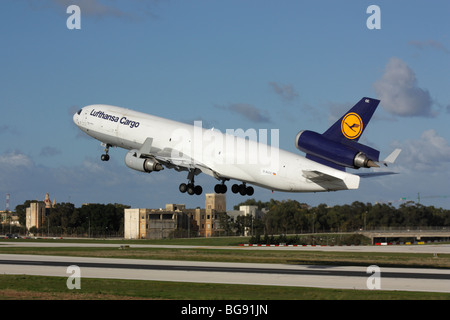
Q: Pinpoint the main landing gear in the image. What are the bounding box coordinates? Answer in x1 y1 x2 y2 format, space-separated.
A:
180 181 254 196
231 183 254 196
179 183 203 196
215 182 254 196
179 169 203 196
214 181 227 194
178 171 254 197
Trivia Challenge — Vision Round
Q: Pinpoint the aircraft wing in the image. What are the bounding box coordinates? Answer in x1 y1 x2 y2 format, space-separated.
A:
138 137 222 179
154 151 218 176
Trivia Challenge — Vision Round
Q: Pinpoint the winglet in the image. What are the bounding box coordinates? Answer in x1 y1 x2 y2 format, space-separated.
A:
383 148 401 165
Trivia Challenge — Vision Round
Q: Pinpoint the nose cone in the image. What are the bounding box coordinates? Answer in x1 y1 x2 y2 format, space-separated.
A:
73 109 82 126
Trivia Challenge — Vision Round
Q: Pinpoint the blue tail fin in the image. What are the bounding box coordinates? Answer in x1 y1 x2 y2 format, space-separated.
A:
304 97 380 171
323 97 380 142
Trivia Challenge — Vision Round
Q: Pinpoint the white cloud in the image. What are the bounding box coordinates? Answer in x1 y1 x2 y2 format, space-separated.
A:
50 0 129 18
409 40 450 55
0 151 34 168
215 103 271 123
0 125 13 135
27 0 164 21
373 57 434 117
392 129 450 172
0 150 171 209
39 146 62 157
268 82 299 103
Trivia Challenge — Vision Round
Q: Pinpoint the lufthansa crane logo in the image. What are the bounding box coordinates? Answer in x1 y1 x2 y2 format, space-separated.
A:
341 112 363 139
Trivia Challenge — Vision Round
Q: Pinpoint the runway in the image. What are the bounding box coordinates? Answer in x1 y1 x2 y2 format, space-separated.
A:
1 254 450 293
2 241 450 254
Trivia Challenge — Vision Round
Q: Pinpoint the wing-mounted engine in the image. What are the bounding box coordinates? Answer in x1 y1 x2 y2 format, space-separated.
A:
295 130 380 170
125 149 163 173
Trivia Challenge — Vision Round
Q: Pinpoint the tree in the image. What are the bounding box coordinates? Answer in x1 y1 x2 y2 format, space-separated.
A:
48 203 75 234
216 212 233 236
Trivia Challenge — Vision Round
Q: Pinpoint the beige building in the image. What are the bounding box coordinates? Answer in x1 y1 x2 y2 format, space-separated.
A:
0 211 20 227
26 202 46 231
124 208 149 239
124 207 190 239
25 193 55 232
239 205 263 236
123 193 227 239
202 193 226 237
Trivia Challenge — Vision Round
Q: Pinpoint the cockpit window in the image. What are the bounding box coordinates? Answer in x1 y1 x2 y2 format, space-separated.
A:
77 109 82 115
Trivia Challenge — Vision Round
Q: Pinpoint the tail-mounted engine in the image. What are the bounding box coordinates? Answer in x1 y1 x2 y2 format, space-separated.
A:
125 150 163 173
295 130 380 169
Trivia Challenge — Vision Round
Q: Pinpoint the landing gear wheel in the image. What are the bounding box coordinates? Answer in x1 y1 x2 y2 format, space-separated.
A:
179 183 187 193
214 184 227 194
187 184 195 195
180 169 203 196
233 183 254 196
239 184 247 196
194 185 203 195
101 154 110 161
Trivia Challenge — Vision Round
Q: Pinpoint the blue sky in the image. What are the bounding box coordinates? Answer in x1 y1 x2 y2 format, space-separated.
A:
1 0 450 211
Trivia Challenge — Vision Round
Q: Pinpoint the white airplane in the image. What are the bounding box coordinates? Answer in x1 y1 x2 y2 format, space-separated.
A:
73 97 400 196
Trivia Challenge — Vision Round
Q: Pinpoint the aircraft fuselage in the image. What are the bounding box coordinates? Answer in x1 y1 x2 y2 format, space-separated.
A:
73 104 360 194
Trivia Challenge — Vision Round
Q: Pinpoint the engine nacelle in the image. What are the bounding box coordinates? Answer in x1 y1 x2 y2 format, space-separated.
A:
295 130 379 169
125 150 163 173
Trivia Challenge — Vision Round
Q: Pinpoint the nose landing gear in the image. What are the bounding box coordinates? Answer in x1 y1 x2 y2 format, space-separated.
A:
101 143 112 161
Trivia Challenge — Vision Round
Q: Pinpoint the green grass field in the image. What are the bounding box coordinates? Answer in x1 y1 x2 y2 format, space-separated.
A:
1 237 449 300
1 275 449 300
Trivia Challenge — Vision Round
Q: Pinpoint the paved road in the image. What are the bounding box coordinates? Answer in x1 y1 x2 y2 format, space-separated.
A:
1 241 450 254
1 254 450 293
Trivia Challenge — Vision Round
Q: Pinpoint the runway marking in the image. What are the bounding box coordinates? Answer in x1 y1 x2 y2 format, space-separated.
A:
1 259 449 280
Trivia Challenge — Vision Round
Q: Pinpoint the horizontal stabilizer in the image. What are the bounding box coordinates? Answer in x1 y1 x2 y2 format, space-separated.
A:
302 170 360 190
302 170 337 182
356 171 398 178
